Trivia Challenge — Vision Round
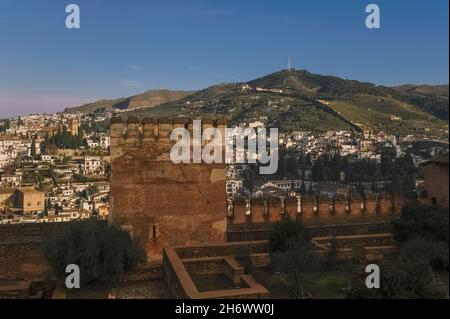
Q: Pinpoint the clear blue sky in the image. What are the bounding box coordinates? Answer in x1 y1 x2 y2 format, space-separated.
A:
0 0 448 117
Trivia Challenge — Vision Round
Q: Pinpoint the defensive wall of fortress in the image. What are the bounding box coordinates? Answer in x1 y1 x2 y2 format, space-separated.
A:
109 117 413 248
227 191 406 225
110 117 228 247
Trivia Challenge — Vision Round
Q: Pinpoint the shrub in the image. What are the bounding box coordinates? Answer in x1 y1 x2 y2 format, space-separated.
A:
399 237 449 271
393 204 449 243
347 258 443 299
42 219 146 284
271 237 322 298
346 203 450 298
269 217 311 252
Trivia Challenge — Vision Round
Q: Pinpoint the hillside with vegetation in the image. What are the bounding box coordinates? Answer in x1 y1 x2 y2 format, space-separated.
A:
124 70 448 138
65 89 192 114
393 84 449 121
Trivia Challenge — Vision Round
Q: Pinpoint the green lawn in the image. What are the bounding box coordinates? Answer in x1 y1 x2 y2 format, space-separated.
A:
302 271 349 299
251 268 349 299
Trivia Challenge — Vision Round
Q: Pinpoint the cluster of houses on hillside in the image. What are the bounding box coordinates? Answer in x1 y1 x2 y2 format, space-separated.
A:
226 121 448 200
0 111 111 224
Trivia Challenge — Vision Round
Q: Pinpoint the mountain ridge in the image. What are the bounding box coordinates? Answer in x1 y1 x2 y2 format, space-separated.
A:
65 69 448 138
64 89 193 114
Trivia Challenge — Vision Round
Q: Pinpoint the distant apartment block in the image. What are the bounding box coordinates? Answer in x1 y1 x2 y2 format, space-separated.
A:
0 173 22 188
84 156 104 175
226 179 243 196
14 188 45 215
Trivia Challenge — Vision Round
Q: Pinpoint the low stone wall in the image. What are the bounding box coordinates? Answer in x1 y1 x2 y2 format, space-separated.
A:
0 223 61 242
163 242 269 299
0 279 57 299
183 257 224 276
0 281 30 299
174 241 269 259
118 264 164 282
312 233 399 262
249 253 271 268
223 257 245 287
364 246 399 261
312 233 395 250
163 248 192 299
227 221 395 242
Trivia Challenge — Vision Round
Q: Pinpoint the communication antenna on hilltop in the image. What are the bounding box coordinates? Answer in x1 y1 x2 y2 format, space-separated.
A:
287 56 292 71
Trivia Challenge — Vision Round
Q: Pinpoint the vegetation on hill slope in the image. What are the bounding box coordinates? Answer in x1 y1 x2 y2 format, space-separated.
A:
124 70 447 138
393 84 449 121
65 89 192 114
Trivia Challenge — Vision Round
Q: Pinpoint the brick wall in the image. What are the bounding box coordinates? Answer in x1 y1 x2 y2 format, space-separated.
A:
110 117 227 248
227 192 404 225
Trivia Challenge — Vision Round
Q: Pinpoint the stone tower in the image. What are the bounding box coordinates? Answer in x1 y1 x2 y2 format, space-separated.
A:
109 117 227 251
68 118 79 136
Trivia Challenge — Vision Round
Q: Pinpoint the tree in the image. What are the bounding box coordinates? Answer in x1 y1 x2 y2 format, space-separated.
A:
42 219 146 284
269 217 311 252
312 158 324 181
30 137 37 158
285 155 299 178
399 237 449 271
48 126 85 150
307 182 314 194
348 204 449 299
242 168 255 193
371 181 378 193
305 153 312 166
392 204 449 243
325 235 339 271
299 181 307 195
381 153 394 175
393 204 449 271
0 119 10 132
271 237 321 298
347 258 442 299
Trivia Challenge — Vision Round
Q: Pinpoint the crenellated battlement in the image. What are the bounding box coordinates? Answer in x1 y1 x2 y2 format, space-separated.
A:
227 192 407 225
110 116 227 142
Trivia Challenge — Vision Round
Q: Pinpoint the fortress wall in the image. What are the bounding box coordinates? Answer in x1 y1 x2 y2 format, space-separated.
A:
227 192 405 227
110 118 227 248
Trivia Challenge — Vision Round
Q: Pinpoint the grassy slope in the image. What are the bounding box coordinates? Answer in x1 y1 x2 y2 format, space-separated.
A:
124 70 448 136
65 98 127 114
126 89 353 132
65 89 192 113
393 85 449 121
327 94 447 136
